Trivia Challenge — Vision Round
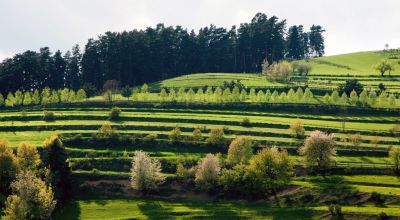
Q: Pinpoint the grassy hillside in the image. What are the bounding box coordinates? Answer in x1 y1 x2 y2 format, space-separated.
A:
308 51 400 75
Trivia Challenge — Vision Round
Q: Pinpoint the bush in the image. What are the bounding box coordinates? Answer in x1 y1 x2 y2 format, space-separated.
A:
289 119 305 139
43 111 56 121
192 128 202 142
195 154 221 192
206 128 226 147
143 133 158 143
98 123 114 137
240 118 252 127
109 107 121 121
168 127 182 143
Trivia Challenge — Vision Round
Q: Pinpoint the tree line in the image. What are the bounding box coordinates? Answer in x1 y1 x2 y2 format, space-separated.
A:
0 13 325 95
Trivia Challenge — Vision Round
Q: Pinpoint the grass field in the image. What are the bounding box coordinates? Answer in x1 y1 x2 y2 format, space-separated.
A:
308 51 400 75
2 53 400 219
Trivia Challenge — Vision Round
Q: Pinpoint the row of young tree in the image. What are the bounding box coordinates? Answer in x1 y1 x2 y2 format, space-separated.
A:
0 13 325 95
119 85 399 108
0 136 71 219
0 88 87 107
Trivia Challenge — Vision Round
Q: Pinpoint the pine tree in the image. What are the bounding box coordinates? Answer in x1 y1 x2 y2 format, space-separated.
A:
196 88 204 102
14 90 23 106
42 87 51 105
159 88 168 102
279 92 287 103
232 86 240 102
168 88 176 101
187 88 196 102
271 90 279 102
256 90 265 103
340 93 348 105
349 90 358 105
249 88 256 102
265 89 272 102
330 91 340 104
368 91 377 106
303 88 313 103
222 88 232 102
0 93 4 107
177 87 186 102
214 87 223 103
287 88 295 102
295 88 304 102
239 89 247 102
76 89 87 101
32 89 41 105
359 90 369 106
22 92 32 106
6 92 15 107
205 87 213 102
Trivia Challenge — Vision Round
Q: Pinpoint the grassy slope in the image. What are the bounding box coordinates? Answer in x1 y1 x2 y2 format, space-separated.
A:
308 51 400 75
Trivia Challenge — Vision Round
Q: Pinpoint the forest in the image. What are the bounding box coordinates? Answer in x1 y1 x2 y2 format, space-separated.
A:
0 13 324 94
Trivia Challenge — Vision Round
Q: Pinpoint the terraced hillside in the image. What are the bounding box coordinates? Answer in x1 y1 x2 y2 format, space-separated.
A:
1 101 399 218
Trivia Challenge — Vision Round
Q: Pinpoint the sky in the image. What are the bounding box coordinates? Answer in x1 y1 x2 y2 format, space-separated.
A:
1 0 399 61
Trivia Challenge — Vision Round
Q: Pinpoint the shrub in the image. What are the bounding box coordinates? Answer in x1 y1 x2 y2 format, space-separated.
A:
192 128 202 142
143 133 158 143
168 127 182 143
206 128 226 146
195 154 221 192
299 130 336 172
130 151 165 191
226 137 253 166
240 118 252 127
389 147 400 174
98 123 114 137
289 119 305 139
108 107 121 121
43 111 56 121
247 147 292 201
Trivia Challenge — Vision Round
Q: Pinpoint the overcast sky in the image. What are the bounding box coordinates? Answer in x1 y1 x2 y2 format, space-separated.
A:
1 0 399 61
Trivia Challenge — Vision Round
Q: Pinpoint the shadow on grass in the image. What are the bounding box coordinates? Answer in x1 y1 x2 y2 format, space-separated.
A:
53 201 81 220
307 175 354 195
137 199 314 220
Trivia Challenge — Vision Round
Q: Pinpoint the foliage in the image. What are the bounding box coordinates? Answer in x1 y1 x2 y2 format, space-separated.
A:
206 128 226 146
109 107 122 121
240 118 252 127
226 137 253 166
373 59 395 76
4 170 56 220
289 119 305 139
299 130 336 171
265 61 292 82
43 111 56 122
120 86 132 100
130 151 165 191
389 147 400 174
338 79 364 96
17 142 41 172
247 147 293 197
192 128 202 142
0 139 18 195
98 123 114 137
168 127 182 143
195 154 221 191
42 135 71 202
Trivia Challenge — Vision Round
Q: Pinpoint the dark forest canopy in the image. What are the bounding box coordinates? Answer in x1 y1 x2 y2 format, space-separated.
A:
0 13 325 94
